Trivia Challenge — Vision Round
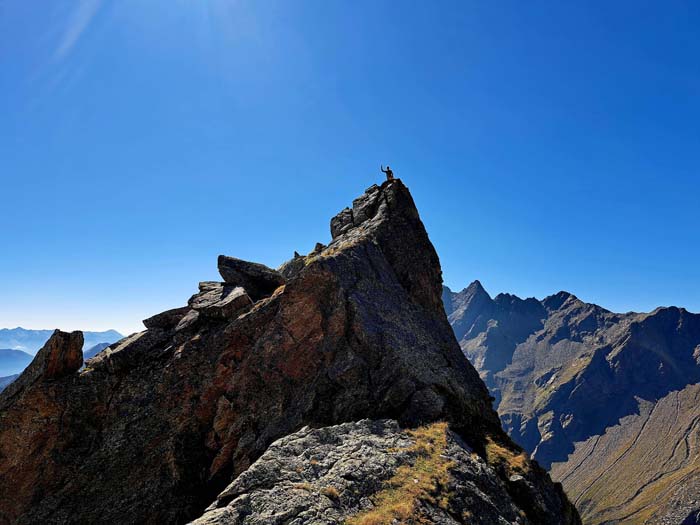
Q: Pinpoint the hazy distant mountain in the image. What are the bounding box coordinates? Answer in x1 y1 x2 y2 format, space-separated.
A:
0 328 123 355
83 342 111 360
444 282 700 524
0 374 19 392
0 349 34 377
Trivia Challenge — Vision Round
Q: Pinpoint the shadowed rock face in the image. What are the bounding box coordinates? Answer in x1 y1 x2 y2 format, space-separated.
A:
0 180 578 525
445 282 700 524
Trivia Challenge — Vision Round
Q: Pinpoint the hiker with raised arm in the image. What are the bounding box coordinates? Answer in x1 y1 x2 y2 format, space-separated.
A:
381 165 394 181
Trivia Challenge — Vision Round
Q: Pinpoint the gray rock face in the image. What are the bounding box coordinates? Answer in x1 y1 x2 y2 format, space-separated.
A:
193 419 577 525
217 256 285 301
189 282 254 320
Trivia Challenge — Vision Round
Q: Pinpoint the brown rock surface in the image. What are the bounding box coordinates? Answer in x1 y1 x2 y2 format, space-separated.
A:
0 180 578 525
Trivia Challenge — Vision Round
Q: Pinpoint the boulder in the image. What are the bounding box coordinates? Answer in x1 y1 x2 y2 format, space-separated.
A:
143 306 191 330
189 282 253 320
217 256 285 301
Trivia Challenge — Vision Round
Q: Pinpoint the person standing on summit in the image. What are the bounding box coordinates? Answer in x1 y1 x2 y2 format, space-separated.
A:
381 165 394 181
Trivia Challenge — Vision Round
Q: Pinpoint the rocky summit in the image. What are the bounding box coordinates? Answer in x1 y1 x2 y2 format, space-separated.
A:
0 180 578 525
444 282 700 524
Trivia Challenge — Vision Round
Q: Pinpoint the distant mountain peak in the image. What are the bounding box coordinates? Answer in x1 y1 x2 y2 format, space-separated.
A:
541 290 578 310
466 279 486 292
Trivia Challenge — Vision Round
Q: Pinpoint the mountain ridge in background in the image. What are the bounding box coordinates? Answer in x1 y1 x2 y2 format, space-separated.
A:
0 349 33 377
0 328 123 355
444 281 700 524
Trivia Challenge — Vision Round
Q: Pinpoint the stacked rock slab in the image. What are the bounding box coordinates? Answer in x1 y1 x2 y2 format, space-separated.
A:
217 256 285 301
0 179 579 524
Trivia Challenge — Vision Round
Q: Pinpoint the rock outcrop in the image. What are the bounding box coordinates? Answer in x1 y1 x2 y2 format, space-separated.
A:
217 256 285 301
444 282 700 524
0 181 578 524
194 419 578 525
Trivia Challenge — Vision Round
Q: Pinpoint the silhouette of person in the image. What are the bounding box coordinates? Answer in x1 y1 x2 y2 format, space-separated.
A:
381 165 394 181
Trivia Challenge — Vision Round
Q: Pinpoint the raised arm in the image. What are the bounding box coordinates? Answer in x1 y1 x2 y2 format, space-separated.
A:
380 165 386 173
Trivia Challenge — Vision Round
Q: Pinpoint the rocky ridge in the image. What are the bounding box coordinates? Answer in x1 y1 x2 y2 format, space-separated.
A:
0 180 578 524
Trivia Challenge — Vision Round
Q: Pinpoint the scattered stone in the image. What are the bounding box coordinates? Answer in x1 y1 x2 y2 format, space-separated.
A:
0 330 83 405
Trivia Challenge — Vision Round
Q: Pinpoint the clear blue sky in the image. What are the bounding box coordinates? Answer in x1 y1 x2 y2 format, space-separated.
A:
2 1 699 334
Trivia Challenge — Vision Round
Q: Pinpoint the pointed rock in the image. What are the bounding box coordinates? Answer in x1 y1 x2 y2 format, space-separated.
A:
0 330 83 405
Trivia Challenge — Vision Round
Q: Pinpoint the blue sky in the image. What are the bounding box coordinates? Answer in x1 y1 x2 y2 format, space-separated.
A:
2 1 699 334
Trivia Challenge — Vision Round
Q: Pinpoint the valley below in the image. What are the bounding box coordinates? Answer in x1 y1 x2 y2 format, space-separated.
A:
444 282 700 524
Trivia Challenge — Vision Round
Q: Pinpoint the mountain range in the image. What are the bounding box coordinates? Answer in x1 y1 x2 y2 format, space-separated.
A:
0 342 119 390
0 349 33 377
0 328 123 355
444 281 700 524
0 181 578 524
0 375 18 393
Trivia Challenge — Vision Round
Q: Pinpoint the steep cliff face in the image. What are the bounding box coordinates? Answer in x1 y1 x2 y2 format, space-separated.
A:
0 181 578 525
445 282 700 524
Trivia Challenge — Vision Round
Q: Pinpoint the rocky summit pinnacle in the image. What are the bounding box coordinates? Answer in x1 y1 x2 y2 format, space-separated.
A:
0 179 579 524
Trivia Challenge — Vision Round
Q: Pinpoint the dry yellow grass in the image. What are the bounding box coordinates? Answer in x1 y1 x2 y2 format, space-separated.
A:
345 422 454 525
322 486 341 500
485 436 529 475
